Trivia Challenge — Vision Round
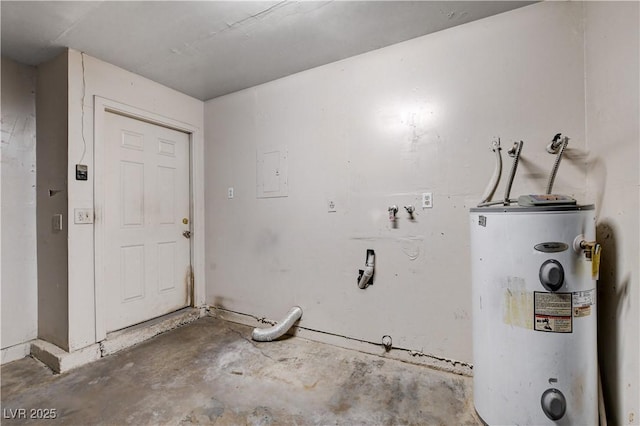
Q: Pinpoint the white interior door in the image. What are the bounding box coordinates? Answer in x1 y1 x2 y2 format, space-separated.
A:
103 111 191 332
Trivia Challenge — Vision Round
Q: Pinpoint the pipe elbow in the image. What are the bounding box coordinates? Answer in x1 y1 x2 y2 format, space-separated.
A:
251 306 303 342
480 142 503 205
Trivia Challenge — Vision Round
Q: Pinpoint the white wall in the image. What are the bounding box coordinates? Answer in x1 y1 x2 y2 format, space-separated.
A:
204 2 587 366
65 50 205 350
3 2 635 420
1 57 38 362
584 2 640 424
36 52 70 350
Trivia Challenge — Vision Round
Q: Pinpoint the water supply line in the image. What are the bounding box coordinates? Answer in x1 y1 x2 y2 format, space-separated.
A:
357 250 375 289
251 306 303 342
546 133 569 194
478 139 502 206
503 140 524 205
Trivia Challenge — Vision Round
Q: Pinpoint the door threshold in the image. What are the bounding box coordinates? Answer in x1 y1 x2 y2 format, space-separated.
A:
101 307 204 357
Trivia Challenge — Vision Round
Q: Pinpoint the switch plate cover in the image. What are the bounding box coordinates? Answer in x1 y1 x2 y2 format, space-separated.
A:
52 214 63 231
74 208 93 224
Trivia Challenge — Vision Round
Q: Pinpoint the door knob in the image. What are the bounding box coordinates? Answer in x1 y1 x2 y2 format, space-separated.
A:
182 230 191 239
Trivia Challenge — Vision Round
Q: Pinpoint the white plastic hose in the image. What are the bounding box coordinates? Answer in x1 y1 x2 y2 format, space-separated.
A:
479 140 502 205
251 306 303 342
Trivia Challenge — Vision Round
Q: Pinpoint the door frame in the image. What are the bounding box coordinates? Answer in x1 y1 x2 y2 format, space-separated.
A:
93 96 205 341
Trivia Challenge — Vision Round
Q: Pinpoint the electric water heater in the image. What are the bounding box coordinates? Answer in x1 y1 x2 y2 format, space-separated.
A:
470 204 599 425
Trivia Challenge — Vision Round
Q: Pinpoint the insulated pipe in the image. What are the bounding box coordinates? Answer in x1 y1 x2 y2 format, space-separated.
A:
503 140 524 205
546 135 569 194
479 139 502 206
251 306 303 342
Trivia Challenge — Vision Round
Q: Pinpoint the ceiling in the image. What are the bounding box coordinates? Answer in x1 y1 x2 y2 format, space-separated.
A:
1 1 535 101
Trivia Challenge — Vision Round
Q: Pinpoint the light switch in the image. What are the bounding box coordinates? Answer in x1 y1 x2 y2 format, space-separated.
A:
52 214 63 231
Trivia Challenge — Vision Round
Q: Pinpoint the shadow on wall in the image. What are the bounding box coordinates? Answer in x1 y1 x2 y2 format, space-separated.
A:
518 147 607 206
563 148 607 217
518 156 549 181
597 220 630 425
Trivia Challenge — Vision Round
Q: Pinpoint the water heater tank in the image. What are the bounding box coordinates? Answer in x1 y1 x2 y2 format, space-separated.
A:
469 204 598 425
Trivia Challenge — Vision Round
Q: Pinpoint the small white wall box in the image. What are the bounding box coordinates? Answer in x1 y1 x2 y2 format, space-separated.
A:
257 145 288 198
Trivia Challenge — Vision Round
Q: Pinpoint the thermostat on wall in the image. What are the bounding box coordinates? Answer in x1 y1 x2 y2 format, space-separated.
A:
76 164 88 181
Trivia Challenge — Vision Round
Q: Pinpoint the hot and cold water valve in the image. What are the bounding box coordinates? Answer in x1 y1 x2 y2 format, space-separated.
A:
388 205 398 221
389 204 418 225
404 205 415 220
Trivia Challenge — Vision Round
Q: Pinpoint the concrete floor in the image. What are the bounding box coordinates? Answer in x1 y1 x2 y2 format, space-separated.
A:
2 317 480 425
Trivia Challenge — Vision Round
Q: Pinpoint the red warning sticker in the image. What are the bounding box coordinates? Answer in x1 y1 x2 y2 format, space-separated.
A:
534 292 572 333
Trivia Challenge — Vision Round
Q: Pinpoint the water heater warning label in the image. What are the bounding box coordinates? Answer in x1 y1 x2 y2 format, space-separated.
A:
573 289 596 318
534 292 572 333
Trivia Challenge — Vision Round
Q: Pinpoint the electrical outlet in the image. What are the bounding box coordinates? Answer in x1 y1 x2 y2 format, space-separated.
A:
422 192 433 208
228 187 234 199
327 200 337 213
74 208 94 224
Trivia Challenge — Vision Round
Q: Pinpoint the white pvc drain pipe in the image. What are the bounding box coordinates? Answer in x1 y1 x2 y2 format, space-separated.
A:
251 306 303 342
